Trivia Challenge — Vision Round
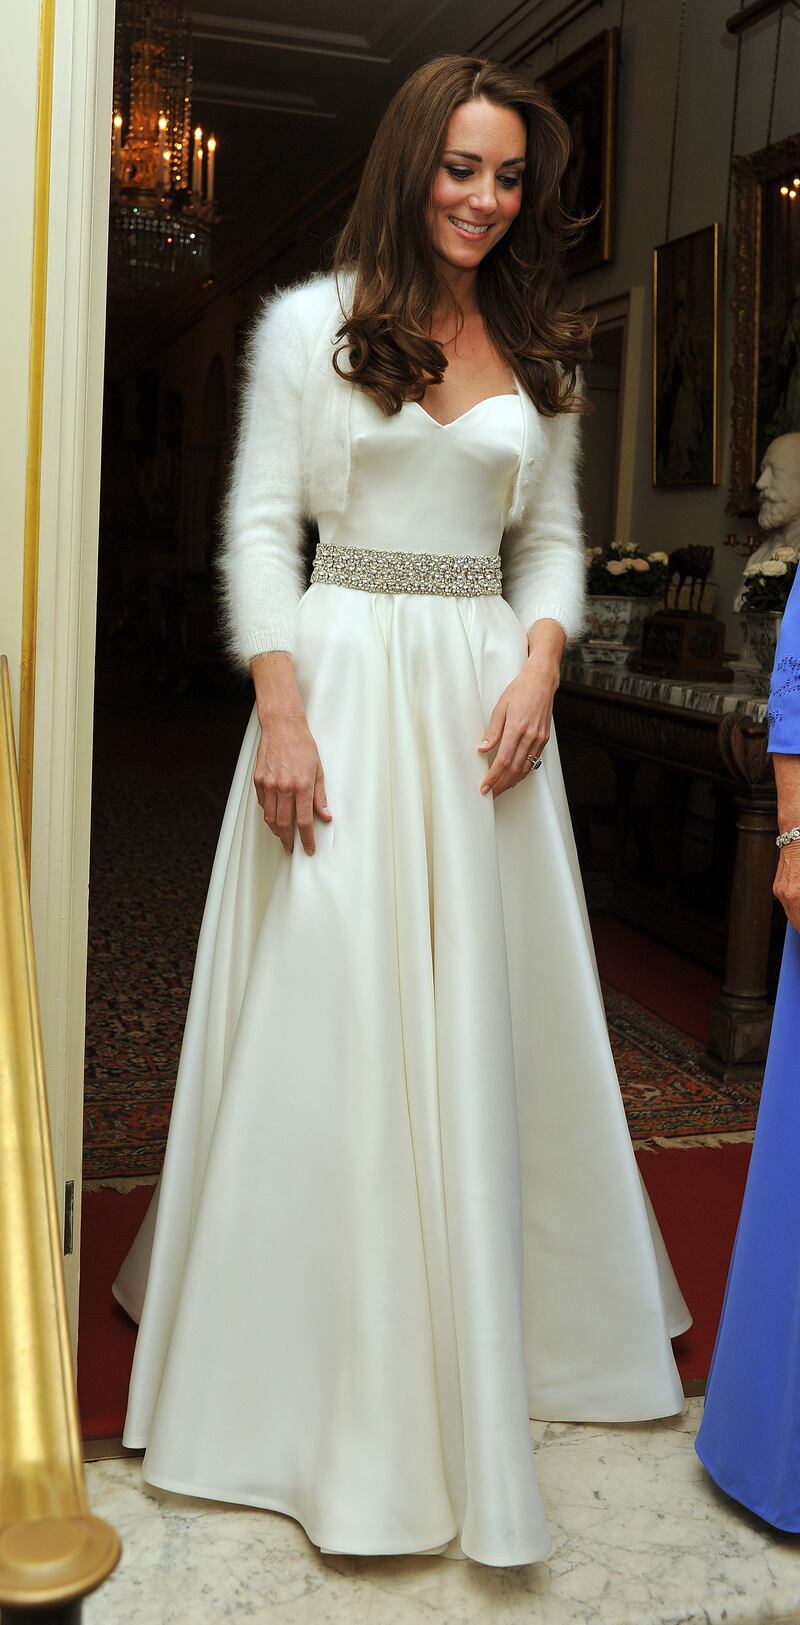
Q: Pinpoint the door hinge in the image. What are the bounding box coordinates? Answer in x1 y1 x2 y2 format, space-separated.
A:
63 1179 74 1255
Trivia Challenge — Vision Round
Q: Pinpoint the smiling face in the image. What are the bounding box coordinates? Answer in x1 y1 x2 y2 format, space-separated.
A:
426 97 526 274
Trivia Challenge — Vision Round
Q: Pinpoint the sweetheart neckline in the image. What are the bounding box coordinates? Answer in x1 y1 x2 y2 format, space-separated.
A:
409 394 520 430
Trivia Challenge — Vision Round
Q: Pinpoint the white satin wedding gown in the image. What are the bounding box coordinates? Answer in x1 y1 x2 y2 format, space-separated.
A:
114 386 690 1567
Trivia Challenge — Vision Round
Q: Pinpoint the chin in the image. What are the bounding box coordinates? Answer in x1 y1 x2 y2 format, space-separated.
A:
760 500 789 530
435 237 493 272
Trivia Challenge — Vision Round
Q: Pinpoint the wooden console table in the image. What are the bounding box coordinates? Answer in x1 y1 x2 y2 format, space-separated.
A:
555 660 776 1082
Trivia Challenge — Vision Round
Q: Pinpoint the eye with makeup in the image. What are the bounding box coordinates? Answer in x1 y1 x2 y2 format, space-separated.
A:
443 164 522 189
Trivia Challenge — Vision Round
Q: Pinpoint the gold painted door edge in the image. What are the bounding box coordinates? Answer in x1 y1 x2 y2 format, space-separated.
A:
0 655 121 1607
18 0 56 874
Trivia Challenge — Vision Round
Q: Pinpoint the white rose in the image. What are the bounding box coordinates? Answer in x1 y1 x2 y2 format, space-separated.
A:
743 561 761 577
772 544 797 562
760 559 788 576
647 551 668 565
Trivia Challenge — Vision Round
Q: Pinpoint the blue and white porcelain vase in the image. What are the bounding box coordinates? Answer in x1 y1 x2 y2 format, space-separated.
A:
582 595 659 661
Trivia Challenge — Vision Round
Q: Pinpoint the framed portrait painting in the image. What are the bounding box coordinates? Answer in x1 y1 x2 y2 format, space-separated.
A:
729 132 800 514
652 224 720 488
538 29 619 276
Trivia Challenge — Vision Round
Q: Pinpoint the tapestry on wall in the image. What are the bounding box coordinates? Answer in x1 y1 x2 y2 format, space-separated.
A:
653 223 720 488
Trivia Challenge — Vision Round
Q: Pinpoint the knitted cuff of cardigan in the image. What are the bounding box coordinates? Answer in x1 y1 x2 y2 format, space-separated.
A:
237 623 297 665
516 573 587 643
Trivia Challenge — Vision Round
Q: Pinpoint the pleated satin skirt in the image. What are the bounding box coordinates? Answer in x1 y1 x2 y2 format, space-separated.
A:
115 582 689 1566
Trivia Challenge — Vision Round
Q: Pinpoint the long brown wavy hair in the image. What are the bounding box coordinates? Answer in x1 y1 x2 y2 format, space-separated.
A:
331 54 594 418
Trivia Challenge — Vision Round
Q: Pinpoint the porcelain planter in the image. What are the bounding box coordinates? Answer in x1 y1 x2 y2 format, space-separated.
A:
741 610 783 693
582 595 659 660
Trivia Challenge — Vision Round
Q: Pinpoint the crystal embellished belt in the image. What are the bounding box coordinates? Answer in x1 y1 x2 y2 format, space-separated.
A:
310 541 502 597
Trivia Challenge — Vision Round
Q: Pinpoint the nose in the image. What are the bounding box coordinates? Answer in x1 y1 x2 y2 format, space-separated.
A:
756 468 769 489
468 176 497 213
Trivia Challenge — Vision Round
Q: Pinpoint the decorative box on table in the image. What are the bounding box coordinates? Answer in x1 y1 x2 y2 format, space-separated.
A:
628 545 733 683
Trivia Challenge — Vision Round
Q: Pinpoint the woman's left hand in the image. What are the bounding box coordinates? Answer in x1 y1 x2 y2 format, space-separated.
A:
478 620 564 797
774 844 800 933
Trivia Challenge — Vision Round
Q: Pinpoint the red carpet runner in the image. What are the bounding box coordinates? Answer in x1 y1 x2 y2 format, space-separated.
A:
78 917 752 1439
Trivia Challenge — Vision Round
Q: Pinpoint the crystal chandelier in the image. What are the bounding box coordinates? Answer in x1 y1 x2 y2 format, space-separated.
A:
109 0 218 296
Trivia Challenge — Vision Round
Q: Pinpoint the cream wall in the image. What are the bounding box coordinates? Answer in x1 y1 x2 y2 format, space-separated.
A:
518 0 800 645
0 4 40 734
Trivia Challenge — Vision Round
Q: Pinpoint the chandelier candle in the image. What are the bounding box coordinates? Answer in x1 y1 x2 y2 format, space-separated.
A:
207 136 216 203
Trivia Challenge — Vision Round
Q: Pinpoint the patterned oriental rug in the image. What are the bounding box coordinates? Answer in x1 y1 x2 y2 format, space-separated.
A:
84 761 760 1183
84 765 225 1182
603 985 760 1144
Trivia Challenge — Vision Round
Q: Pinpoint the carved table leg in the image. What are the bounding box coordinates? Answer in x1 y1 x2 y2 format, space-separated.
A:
704 717 776 1082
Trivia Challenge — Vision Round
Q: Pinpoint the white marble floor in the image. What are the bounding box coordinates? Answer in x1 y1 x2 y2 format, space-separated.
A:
84 1400 800 1625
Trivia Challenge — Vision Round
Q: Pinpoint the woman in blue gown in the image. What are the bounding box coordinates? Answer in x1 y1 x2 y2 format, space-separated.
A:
695 563 800 1528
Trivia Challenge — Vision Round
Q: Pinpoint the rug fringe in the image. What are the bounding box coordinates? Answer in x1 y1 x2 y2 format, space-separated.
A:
83 1175 159 1194
634 1132 755 1151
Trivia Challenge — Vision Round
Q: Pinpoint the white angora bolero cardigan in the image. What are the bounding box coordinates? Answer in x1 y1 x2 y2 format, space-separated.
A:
220 270 586 665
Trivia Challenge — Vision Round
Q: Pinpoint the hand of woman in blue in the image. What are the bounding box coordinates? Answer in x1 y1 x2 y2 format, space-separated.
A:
774 845 800 933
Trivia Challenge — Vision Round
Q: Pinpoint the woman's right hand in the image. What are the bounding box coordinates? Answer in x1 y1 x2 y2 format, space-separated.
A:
250 652 332 856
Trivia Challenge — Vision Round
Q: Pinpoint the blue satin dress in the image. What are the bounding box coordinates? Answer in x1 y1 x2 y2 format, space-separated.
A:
695 568 800 1529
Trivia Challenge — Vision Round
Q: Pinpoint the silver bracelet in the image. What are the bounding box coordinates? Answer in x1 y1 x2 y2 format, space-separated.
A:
776 825 800 849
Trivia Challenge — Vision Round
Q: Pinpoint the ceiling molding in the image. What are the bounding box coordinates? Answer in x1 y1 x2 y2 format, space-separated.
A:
191 12 390 63
192 81 337 117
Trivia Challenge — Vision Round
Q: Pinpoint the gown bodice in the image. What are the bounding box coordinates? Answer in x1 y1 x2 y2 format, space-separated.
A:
317 387 523 560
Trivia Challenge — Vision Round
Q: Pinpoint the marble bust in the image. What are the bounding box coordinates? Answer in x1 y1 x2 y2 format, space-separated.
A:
735 433 800 610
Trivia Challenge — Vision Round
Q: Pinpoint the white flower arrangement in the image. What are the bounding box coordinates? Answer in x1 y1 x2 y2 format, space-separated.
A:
739 545 799 613
587 539 669 598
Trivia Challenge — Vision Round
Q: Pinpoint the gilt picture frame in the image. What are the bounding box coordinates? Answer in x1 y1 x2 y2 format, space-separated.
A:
537 29 619 276
729 131 800 515
652 224 720 489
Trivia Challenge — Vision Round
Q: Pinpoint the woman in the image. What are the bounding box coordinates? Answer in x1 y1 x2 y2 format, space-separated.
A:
114 55 689 1567
695 561 800 1528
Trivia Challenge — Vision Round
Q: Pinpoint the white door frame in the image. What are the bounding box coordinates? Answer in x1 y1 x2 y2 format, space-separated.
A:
28 0 114 1352
590 287 646 547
